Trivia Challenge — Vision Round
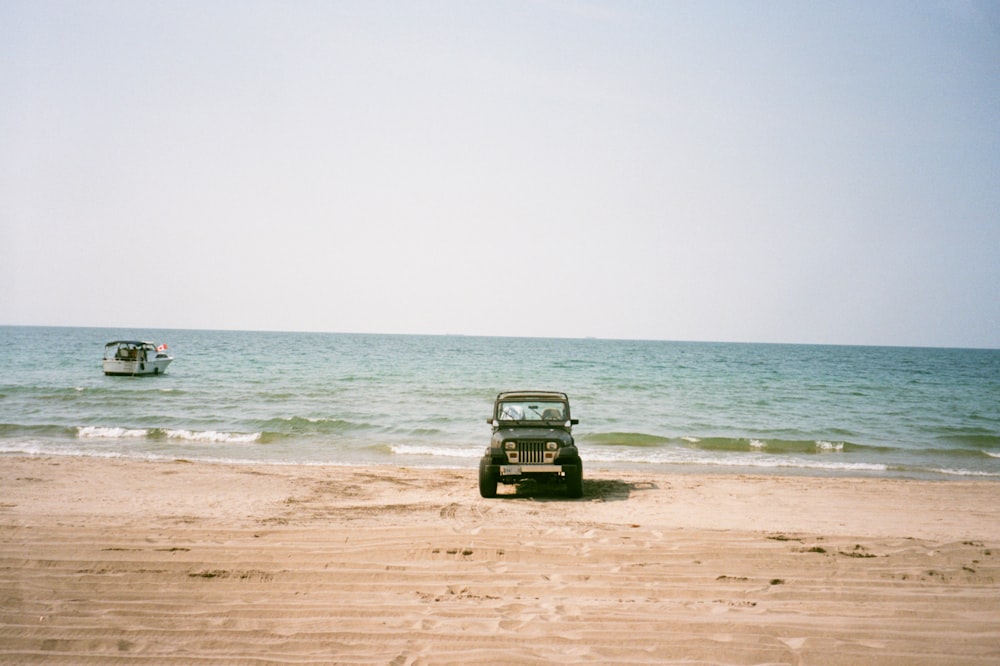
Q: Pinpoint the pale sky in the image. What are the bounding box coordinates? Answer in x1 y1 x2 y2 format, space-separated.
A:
2 1 998 347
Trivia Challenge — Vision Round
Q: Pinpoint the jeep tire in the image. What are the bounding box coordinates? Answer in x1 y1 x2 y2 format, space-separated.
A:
565 463 583 498
478 459 498 498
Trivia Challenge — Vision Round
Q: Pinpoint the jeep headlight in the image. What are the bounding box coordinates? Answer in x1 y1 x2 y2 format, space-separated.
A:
504 442 516 450
546 441 558 450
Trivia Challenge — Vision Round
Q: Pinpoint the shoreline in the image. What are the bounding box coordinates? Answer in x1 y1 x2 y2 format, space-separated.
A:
5 449 999 484
3 456 999 663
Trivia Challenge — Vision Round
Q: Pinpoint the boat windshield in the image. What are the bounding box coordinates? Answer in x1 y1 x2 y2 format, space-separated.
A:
103 341 155 360
497 400 566 422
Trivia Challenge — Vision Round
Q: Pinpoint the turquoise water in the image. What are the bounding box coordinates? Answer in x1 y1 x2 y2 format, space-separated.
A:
1 326 998 479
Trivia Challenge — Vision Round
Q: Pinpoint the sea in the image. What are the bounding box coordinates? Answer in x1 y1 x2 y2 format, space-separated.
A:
1 326 998 481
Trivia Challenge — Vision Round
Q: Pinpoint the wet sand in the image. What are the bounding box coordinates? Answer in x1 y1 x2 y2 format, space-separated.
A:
2 456 999 664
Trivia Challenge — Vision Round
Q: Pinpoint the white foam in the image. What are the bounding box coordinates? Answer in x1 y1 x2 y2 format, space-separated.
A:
0 437 138 459
164 429 261 444
738 458 887 472
930 467 1000 478
749 439 766 449
390 444 480 459
582 446 888 472
78 426 149 439
983 451 1000 459
816 440 844 452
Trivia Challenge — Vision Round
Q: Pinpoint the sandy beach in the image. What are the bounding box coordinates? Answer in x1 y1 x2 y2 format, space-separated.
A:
2 457 998 664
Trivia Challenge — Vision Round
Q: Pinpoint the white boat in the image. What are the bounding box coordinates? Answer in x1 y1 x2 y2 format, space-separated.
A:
103 341 173 376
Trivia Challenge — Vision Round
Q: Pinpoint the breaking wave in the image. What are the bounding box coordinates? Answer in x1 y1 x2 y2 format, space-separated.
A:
163 429 261 444
580 433 860 455
77 426 261 444
78 426 151 439
584 432 672 447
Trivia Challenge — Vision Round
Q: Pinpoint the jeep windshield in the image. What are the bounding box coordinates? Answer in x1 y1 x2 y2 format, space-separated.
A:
497 400 566 422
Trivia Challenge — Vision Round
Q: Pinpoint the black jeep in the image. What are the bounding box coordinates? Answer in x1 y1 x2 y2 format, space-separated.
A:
478 391 583 498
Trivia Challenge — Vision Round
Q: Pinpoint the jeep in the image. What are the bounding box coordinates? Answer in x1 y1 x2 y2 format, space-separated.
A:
479 391 582 498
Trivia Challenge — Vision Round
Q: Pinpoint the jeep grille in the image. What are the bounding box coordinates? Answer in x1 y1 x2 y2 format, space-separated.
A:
514 440 546 464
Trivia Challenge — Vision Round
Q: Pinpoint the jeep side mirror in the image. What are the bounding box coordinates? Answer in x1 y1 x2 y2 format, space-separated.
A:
487 418 499 427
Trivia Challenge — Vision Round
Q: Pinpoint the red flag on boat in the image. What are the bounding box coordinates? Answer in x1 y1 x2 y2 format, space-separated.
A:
157 344 168 352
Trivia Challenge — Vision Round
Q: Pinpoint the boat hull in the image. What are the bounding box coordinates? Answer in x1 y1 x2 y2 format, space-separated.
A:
103 357 173 376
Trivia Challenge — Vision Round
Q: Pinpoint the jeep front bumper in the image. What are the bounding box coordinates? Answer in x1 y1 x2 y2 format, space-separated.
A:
499 464 564 475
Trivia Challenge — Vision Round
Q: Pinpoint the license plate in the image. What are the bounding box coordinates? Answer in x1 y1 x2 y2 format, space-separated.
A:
500 465 521 475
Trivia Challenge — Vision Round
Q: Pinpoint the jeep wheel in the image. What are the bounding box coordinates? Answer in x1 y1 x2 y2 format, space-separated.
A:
478 459 498 498
566 464 583 498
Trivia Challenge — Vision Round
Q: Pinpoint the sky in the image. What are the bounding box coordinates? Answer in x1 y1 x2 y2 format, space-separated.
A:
2 1 998 348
